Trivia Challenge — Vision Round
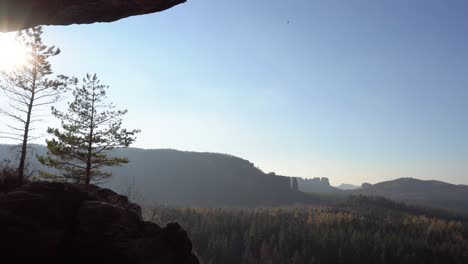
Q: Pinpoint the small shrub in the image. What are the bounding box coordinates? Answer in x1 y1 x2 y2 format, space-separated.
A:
0 161 19 192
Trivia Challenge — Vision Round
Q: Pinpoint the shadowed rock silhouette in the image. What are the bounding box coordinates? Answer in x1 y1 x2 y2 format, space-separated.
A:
0 182 199 264
0 0 187 32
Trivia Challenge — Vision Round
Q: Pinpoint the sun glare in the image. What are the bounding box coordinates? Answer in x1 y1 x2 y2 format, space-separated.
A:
0 33 28 70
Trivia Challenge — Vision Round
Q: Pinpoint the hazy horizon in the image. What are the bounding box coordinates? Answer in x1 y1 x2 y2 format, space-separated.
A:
1 0 467 186
0 143 464 187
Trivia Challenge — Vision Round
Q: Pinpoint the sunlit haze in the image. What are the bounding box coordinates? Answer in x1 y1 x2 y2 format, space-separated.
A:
0 0 467 186
0 33 27 70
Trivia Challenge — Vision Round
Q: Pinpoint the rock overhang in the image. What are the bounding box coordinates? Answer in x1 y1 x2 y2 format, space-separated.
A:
0 0 186 32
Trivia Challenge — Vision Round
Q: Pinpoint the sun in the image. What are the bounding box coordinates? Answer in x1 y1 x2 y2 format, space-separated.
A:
0 33 28 70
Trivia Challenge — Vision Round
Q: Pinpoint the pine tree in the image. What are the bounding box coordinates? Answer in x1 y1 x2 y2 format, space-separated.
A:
0 26 75 186
38 73 140 189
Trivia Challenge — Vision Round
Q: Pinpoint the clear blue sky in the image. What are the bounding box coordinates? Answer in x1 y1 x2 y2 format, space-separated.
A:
5 0 468 185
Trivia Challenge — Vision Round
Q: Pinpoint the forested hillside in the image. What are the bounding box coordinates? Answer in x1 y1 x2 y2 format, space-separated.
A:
107 148 313 206
354 178 468 212
0 145 316 206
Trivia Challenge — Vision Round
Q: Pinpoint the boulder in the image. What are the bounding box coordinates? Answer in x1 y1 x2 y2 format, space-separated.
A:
0 182 199 264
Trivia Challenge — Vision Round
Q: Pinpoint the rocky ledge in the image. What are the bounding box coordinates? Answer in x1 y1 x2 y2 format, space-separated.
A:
0 182 199 264
0 0 186 32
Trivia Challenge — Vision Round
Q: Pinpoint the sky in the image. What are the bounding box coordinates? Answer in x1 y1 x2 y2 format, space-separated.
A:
1 0 467 186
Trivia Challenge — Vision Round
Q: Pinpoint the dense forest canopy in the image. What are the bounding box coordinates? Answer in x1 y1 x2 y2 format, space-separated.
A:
149 198 468 264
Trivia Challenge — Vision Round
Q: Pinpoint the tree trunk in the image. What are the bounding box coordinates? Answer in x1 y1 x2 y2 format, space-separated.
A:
17 66 37 186
85 86 96 191
17 113 30 186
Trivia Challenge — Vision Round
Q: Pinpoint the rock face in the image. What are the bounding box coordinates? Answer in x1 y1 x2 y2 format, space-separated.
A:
0 0 186 32
0 182 199 264
297 177 340 194
320 177 330 186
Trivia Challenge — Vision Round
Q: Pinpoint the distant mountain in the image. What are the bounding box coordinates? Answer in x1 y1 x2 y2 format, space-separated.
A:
106 148 313 206
336 183 361 190
2 144 468 212
353 178 468 212
0 145 320 207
